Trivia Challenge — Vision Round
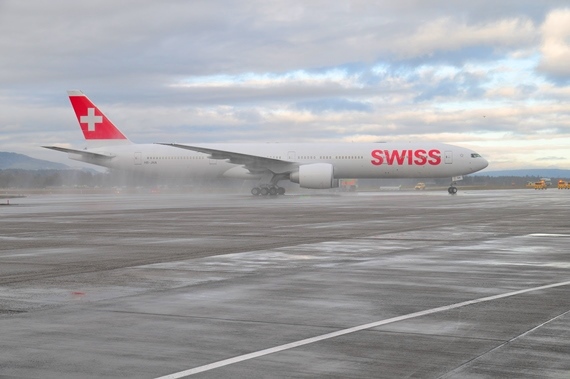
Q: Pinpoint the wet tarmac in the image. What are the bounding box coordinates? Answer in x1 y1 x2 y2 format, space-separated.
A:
0 189 569 378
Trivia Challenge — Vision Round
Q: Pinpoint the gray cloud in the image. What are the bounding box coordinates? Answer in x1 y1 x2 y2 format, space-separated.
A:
1 1 570 170
294 98 372 113
536 156 566 161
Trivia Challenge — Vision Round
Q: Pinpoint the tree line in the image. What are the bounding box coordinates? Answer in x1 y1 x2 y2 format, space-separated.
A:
0 168 557 189
0 169 110 188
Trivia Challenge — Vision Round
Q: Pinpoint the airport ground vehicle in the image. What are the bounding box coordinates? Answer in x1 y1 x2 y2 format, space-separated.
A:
557 180 568 189
541 178 552 187
534 180 547 190
414 182 426 190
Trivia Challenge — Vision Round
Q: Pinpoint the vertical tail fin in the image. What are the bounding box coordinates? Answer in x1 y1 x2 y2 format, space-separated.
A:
67 90 131 144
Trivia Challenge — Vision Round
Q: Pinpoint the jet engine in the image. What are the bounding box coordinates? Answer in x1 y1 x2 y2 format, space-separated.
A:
290 163 339 189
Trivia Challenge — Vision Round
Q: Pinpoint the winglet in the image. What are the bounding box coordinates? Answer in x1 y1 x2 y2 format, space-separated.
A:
67 90 130 141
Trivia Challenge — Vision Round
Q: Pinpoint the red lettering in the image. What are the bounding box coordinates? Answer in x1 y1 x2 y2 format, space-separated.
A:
371 149 384 165
384 150 406 165
371 148 441 166
428 149 441 165
413 149 427 165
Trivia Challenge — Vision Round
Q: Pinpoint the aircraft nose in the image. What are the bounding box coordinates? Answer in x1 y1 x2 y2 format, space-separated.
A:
480 157 489 170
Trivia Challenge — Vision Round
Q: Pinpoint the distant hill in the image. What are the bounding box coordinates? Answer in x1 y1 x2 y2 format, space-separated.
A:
474 169 570 178
0 152 69 170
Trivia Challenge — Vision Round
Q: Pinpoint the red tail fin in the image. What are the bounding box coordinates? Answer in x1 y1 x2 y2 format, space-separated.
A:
68 90 129 141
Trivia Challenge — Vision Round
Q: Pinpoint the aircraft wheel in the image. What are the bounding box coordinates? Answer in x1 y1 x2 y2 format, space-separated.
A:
448 186 458 195
278 187 286 195
269 187 278 196
251 187 261 196
260 187 269 196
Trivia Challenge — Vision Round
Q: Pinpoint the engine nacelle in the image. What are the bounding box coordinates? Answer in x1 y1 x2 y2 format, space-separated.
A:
290 163 339 189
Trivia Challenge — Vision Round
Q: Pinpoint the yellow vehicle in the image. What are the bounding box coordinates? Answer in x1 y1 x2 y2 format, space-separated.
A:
558 180 568 189
534 180 547 190
414 182 426 190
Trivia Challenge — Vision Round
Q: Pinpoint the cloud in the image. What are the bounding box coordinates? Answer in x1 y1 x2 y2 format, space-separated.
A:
413 70 486 102
294 98 372 113
537 8 570 82
0 1 570 171
391 17 537 61
536 156 566 161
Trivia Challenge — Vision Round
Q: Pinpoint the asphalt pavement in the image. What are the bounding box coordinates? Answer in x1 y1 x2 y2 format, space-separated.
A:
0 189 569 378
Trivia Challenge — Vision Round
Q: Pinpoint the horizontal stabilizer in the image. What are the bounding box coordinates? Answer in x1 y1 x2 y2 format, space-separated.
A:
42 146 115 160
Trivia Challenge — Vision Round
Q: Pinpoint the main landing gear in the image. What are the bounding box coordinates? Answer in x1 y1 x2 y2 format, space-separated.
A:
251 185 286 196
252 173 288 196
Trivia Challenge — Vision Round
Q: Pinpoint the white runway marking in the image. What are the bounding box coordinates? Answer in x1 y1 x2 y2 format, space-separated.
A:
155 279 570 379
530 233 570 237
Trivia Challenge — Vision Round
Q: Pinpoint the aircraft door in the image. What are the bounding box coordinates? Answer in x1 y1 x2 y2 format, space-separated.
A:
134 152 142 165
444 151 453 164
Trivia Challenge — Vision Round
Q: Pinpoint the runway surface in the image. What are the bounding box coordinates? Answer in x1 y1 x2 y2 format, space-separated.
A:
0 189 569 378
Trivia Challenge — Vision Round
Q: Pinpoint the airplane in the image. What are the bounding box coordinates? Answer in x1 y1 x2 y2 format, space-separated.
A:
44 90 488 195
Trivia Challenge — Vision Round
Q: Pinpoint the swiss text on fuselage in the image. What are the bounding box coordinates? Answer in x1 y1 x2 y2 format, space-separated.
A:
370 149 442 166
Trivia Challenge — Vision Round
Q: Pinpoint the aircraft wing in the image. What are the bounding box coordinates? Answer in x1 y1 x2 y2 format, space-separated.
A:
158 143 296 174
42 146 115 160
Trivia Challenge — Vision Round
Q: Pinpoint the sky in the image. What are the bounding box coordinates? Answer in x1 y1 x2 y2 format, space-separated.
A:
1 1 570 171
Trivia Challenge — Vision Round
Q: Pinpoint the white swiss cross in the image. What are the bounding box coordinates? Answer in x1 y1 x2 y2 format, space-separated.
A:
80 108 103 132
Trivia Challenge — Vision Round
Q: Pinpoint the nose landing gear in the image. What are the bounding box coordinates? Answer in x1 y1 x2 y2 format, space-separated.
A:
447 175 463 195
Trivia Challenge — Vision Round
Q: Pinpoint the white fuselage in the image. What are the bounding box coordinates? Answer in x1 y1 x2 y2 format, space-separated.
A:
68 142 488 180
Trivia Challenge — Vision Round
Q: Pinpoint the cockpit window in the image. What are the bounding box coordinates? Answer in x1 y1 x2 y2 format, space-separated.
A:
471 153 482 158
